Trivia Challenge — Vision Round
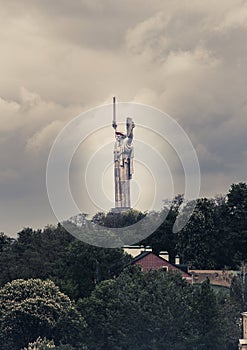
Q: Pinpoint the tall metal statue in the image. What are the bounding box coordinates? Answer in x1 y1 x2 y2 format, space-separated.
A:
112 97 135 211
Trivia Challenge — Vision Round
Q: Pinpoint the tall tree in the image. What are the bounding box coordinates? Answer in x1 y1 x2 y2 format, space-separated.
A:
0 225 75 286
192 279 223 349
0 232 12 251
225 183 247 267
79 266 196 350
0 279 86 350
61 240 131 299
176 198 218 269
141 195 183 262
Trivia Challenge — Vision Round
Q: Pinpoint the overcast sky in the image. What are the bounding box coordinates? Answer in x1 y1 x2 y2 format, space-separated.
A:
1 0 247 235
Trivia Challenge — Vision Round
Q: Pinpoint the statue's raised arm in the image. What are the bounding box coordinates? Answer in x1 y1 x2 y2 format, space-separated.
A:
126 117 135 141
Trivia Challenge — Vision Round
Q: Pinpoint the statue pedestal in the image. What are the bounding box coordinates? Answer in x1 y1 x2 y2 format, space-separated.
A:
111 207 131 213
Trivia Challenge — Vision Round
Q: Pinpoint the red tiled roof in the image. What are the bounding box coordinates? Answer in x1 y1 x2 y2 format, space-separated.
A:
132 251 192 280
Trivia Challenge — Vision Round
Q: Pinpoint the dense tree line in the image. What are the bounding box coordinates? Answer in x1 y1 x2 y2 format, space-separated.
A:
0 269 243 350
141 182 247 269
0 182 247 349
1 182 247 291
79 267 232 350
91 182 247 269
0 224 131 300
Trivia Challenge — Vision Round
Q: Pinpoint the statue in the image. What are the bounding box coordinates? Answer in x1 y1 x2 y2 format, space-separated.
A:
112 97 135 211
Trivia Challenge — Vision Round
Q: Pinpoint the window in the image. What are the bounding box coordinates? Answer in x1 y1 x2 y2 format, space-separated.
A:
160 266 168 272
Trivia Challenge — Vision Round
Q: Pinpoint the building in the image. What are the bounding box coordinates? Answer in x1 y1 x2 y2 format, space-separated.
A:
239 312 247 349
189 269 238 287
124 246 192 283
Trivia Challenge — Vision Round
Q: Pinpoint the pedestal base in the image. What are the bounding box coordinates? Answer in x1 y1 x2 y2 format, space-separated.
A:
111 207 132 213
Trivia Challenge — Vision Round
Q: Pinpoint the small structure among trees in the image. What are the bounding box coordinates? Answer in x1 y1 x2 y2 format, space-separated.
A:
239 312 247 349
128 248 192 283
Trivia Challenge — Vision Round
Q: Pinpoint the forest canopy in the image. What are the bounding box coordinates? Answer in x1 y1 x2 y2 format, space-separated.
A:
0 182 247 349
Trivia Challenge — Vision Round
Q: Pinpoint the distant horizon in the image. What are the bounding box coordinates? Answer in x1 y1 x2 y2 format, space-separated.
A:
5 179 244 238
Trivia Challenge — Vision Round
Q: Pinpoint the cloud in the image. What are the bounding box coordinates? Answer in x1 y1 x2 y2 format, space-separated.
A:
0 0 247 234
0 169 18 184
25 120 64 153
216 2 247 31
126 12 170 57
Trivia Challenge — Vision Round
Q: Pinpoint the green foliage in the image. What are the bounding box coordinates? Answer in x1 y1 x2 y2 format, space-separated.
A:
0 224 130 300
22 337 87 350
92 209 145 228
225 183 247 266
1 181 247 288
176 198 219 269
79 269 239 350
80 267 196 350
22 337 55 350
140 195 183 262
1 182 247 349
0 224 74 286
155 183 247 269
60 240 131 299
192 278 223 349
230 270 247 312
0 232 12 251
218 293 241 350
0 279 86 350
